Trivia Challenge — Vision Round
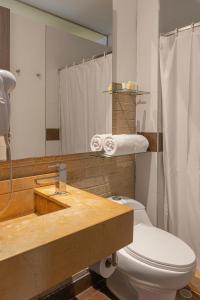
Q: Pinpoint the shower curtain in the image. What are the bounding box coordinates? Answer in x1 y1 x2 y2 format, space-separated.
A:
160 29 200 269
59 54 112 154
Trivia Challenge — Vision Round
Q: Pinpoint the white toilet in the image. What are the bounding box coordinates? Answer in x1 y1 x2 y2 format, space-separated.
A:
107 196 196 300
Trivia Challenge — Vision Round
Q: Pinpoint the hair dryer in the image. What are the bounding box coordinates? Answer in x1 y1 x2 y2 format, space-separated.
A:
0 69 16 142
0 70 16 211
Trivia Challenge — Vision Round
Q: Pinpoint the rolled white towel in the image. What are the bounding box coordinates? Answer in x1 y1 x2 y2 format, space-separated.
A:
90 134 110 152
104 134 149 156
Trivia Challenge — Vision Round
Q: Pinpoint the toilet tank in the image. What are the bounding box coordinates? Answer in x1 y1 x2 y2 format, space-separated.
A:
108 196 152 226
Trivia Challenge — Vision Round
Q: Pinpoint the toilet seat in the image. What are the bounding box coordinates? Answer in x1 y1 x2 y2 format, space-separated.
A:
125 224 196 272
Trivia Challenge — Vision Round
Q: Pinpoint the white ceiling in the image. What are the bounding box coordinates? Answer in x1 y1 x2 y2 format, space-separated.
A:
17 0 112 35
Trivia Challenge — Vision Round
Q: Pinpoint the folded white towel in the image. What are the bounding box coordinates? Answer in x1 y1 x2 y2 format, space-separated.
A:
90 134 110 152
104 134 149 156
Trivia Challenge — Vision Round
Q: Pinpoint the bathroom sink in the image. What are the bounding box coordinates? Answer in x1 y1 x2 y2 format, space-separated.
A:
0 192 68 223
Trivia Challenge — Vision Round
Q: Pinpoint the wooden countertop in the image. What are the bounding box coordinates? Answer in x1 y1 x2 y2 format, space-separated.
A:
0 184 132 262
0 184 133 300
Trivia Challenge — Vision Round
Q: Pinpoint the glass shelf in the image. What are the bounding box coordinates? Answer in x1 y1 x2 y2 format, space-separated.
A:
90 152 145 159
103 88 150 96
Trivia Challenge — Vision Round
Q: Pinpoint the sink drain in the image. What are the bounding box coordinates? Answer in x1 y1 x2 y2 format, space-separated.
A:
179 289 193 299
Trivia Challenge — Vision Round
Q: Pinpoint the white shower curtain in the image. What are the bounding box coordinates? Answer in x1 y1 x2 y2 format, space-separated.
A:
59 54 112 154
160 29 200 269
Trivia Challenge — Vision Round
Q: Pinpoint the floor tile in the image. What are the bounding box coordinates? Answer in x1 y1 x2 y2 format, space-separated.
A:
89 292 110 300
76 287 97 300
76 286 200 300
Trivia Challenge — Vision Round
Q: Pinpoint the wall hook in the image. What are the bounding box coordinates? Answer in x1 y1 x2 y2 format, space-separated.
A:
192 23 195 32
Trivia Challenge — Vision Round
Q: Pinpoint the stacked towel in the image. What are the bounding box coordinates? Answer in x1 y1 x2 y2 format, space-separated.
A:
104 134 149 156
90 134 110 152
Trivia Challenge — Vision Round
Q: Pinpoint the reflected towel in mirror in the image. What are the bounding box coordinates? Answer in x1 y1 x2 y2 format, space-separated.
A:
90 134 111 152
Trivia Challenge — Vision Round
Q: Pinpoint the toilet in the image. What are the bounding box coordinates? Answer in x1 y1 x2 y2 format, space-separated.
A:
107 196 196 300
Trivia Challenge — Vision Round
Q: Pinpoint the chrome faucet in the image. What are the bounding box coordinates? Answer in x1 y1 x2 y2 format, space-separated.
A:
35 163 67 195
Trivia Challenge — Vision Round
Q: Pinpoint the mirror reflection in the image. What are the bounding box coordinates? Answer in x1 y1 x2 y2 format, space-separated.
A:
1 0 112 160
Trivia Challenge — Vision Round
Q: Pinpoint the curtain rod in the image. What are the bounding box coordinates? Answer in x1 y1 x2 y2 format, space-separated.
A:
161 21 200 37
58 51 112 71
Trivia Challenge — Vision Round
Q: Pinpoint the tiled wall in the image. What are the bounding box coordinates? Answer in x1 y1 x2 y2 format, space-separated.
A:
112 93 136 134
0 153 134 198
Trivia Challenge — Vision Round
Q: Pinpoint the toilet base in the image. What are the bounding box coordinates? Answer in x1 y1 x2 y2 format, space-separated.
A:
107 270 176 300
107 270 138 300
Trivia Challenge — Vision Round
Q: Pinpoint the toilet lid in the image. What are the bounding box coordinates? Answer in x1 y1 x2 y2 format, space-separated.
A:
126 224 196 271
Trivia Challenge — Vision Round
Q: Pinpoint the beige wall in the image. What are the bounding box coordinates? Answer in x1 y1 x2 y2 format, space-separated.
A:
111 0 161 226
10 13 46 160
112 0 137 83
135 0 160 226
160 0 200 34
112 0 160 225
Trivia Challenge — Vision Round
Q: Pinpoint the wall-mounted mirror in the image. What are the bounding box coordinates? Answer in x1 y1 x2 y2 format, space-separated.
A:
0 0 112 160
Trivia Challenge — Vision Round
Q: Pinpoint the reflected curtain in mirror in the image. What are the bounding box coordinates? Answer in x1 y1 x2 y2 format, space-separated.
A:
59 54 112 154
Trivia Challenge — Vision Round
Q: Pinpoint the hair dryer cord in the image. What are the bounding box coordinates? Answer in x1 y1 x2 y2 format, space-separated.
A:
0 133 13 217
